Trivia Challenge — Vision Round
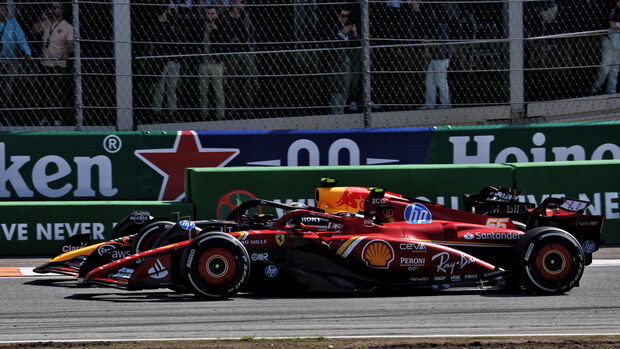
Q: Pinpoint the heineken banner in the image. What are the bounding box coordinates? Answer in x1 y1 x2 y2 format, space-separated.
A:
0 201 193 255
1 121 619 202
427 121 620 164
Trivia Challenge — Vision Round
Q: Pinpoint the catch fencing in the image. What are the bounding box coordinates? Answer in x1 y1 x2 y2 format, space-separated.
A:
0 0 617 130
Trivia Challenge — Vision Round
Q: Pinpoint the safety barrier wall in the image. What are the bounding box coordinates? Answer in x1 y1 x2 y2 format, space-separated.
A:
186 161 620 244
0 201 193 255
511 160 620 244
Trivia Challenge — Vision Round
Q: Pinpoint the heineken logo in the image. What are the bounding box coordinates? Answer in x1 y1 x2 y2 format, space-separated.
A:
0 142 118 199
0 131 239 201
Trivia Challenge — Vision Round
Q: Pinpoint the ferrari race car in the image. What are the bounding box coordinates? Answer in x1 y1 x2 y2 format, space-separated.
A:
82 189 592 298
34 200 318 278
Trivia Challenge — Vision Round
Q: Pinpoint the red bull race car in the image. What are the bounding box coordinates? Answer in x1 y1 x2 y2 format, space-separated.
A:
81 183 596 298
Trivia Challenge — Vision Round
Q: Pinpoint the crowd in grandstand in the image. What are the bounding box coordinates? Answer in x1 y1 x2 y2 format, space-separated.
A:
0 0 619 126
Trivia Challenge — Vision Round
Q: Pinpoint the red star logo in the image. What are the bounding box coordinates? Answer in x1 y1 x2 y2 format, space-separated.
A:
135 131 239 200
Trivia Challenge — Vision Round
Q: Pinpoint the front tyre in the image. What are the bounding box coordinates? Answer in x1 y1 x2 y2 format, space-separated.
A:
180 232 250 299
132 221 175 254
515 227 585 295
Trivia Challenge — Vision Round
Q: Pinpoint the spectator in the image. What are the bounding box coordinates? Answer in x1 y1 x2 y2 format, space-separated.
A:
0 2 32 126
591 1 620 95
202 0 229 16
420 5 451 110
199 6 227 120
329 7 361 115
220 0 256 119
147 4 184 121
31 1 73 126
383 0 408 40
406 1 426 40
559 0 610 79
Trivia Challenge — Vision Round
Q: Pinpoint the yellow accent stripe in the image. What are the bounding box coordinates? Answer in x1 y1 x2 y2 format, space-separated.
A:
336 236 360 256
49 242 106 262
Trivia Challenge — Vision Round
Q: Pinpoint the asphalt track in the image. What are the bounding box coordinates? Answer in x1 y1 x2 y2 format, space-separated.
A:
1 255 619 343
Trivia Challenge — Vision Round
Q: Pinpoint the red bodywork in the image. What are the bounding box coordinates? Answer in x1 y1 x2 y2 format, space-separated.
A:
84 208 522 292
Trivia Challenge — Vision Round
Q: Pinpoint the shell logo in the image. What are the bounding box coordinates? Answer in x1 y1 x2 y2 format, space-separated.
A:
362 240 394 269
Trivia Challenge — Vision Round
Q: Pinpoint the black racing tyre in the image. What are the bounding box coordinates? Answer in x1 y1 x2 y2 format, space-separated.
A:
180 232 250 299
514 227 585 295
109 211 153 239
132 220 175 254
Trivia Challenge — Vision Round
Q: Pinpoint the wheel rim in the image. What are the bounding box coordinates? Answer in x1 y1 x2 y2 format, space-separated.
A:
197 247 236 287
535 243 572 280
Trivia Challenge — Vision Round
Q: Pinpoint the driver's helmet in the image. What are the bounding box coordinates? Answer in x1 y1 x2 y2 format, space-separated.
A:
288 202 309 209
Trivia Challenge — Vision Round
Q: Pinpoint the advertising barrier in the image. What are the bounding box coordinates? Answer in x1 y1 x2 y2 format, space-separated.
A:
427 121 620 164
186 161 620 244
0 201 193 255
511 160 620 244
1 121 619 202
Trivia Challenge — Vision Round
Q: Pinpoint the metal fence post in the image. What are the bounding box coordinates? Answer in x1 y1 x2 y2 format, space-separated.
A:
72 0 83 130
508 0 524 120
360 0 371 128
114 0 133 130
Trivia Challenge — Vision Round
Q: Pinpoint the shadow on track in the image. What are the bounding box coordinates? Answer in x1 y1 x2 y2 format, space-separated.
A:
61 286 538 303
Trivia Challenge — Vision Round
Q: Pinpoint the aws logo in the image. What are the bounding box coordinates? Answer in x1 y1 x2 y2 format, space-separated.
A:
362 239 394 269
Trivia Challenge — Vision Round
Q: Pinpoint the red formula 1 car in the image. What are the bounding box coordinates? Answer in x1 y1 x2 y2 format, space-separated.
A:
83 191 588 298
315 180 602 264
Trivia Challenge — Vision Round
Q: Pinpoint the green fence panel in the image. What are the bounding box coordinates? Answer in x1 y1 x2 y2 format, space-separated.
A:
0 201 193 255
186 164 514 220
511 160 620 244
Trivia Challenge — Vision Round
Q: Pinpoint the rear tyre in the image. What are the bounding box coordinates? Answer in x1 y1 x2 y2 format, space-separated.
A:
515 227 585 295
132 221 175 254
180 232 250 299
